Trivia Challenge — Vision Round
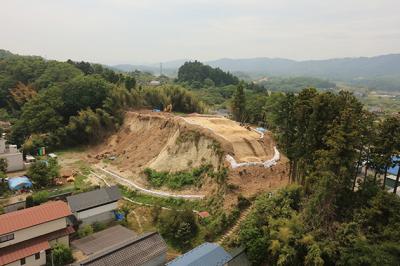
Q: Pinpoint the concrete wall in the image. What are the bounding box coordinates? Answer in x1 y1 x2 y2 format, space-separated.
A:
0 138 5 153
5 250 46 266
76 202 117 220
0 152 24 172
3 201 26 213
0 218 67 248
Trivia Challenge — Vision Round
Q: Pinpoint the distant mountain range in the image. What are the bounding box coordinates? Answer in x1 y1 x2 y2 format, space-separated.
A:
112 54 400 91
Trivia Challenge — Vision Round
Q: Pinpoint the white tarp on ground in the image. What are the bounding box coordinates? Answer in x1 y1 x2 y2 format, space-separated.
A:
226 146 280 169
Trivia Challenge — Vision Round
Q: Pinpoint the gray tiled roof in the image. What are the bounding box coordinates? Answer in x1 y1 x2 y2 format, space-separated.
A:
67 186 121 212
72 225 137 255
166 242 233 266
75 232 167 266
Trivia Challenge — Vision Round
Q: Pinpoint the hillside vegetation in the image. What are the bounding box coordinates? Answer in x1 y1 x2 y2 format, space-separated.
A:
0 50 204 153
231 88 400 265
177 61 239 88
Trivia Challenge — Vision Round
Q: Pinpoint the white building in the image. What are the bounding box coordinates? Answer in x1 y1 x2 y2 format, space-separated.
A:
0 137 24 172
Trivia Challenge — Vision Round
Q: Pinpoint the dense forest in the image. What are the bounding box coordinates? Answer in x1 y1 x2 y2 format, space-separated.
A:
0 50 203 153
230 88 400 265
177 61 239 88
258 76 336 92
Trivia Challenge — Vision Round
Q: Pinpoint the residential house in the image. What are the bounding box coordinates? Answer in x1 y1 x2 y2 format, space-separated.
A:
67 186 121 225
0 201 74 266
166 242 232 266
74 232 167 266
166 242 250 266
0 137 24 172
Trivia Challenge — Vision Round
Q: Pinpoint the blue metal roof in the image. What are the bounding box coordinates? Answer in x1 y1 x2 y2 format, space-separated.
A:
166 242 233 266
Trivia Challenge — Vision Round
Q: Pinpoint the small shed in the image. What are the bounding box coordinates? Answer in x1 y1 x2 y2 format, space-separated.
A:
8 176 33 191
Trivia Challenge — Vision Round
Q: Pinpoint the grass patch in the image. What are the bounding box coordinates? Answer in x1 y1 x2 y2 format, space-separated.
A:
53 146 88 155
144 164 212 190
120 186 202 210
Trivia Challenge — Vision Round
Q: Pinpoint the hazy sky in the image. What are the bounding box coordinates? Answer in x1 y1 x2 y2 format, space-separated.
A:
1 0 399 64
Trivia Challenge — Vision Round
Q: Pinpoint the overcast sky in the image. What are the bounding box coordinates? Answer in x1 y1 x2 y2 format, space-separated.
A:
1 0 399 65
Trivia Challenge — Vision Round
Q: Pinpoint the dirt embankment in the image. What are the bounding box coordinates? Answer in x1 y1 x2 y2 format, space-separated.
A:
91 112 225 174
90 111 289 203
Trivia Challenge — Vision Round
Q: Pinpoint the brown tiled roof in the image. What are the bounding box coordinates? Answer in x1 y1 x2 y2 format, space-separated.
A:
76 232 167 266
0 237 50 265
0 226 74 265
0 201 72 235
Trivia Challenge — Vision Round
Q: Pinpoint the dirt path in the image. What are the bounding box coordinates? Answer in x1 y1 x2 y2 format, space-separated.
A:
92 167 205 199
217 204 254 245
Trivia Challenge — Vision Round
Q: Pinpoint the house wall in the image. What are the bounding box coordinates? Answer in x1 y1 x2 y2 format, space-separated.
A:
0 218 67 248
49 235 69 248
5 250 46 266
76 202 118 220
0 152 24 172
80 211 115 226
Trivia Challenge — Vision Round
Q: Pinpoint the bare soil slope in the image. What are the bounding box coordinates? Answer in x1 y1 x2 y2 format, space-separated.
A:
90 111 288 200
92 111 275 173
182 115 273 162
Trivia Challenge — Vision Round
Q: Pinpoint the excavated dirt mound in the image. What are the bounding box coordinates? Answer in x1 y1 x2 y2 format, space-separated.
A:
92 111 276 174
90 110 289 200
182 115 273 162
92 111 222 174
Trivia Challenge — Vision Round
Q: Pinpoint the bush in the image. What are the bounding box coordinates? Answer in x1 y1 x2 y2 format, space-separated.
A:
25 195 34 207
144 164 212 189
50 244 74 266
92 222 106 232
32 191 49 205
27 159 60 188
158 209 198 251
77 224 94 238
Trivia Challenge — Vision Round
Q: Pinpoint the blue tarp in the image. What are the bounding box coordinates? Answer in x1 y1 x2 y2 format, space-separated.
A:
8 176 33 191
113 211 125 221
388 156 400 176
256 127 267 132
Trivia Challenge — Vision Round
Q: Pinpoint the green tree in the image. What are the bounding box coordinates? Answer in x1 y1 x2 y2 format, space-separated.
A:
231 82 246 122
61 75 112 118
158 209 198 251
27 159 59 188
51 244 74 266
